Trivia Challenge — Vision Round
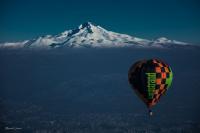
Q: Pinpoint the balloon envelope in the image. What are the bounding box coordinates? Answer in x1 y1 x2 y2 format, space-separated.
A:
128 59 173 108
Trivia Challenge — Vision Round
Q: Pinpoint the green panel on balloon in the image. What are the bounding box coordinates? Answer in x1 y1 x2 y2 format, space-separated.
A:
166 67 173 89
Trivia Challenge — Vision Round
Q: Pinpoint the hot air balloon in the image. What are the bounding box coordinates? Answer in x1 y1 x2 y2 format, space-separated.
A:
128 59 173 116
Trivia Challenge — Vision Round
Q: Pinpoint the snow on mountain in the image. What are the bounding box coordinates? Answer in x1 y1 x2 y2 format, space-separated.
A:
153 37 188 45
0 40 29 48
149 37 189 48
0 22 191 49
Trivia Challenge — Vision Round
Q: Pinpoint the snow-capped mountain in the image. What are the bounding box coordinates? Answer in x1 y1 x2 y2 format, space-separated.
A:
0 22 191 49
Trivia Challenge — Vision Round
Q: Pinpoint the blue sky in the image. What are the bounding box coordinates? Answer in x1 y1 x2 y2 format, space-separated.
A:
0 0 200 43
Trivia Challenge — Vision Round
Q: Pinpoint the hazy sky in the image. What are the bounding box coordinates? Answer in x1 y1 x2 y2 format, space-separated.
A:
0 0 200 43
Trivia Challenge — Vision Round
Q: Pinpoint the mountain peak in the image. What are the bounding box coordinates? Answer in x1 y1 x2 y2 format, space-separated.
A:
156 37 169 41
154 37 171 44
78 22 96 29
154 37 188 45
